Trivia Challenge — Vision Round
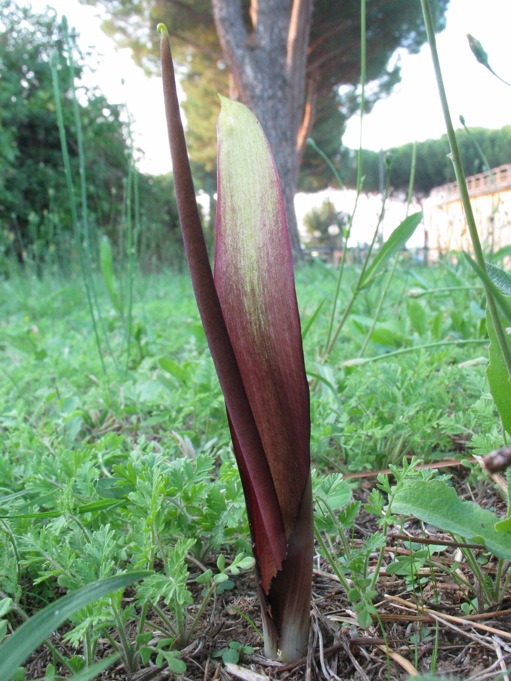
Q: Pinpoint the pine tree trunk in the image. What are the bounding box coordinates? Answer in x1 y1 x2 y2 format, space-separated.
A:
212 0 313 261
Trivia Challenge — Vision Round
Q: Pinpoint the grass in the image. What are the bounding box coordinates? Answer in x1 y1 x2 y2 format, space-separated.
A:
1 257 509 679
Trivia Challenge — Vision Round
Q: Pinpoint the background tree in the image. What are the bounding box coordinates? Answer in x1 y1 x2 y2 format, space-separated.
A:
137 173 184 271
303 199 348 248
386 126 511 194
0 1 181 273
345 126 511 196
79 0 450 257
0 1 129 267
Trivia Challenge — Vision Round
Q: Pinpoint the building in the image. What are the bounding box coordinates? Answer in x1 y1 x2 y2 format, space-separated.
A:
424 164 511 258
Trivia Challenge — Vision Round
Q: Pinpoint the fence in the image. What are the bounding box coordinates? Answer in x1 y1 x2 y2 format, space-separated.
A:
303 245 442 266
429 164 511 204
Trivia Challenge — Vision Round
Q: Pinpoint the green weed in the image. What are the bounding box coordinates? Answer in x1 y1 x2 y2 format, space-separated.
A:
0 261 504 676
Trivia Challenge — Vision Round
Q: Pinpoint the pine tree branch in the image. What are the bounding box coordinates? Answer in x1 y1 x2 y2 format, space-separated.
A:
166 0 212 24
296 71 318 161
287 0 314 138
166 29 223 62
211 0 251 100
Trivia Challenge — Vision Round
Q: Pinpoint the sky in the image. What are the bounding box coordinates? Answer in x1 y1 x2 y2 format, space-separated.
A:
17 0 511 176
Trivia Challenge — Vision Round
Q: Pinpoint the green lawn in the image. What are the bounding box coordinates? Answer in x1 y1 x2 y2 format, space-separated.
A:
0 259 507 679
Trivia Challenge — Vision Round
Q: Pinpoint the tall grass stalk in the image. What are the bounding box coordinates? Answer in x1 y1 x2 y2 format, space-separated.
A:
460 116 500 253
63 18 123 373
63 20 94 268
358 142 417 357
123 155 139 371
409 285 483 298
322 175 389 364
344 338 489 367
50 50 106 375
308 0 421 377
130 166 140 361
51 17 123 374
320 0 366 361
459 116 492 176
420 0 511 379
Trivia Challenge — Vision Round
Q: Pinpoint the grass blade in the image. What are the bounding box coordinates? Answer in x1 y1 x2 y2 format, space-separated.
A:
67 654 120 681
0 572 149 680
100 235 122 315
302 296 328 341
487 309 511 437
358 212 423 290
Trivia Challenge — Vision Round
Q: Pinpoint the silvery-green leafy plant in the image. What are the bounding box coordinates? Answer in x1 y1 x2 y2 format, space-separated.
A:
159 25 313 662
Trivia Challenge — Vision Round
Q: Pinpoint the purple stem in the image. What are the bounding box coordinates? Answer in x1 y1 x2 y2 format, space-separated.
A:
159 26 286 572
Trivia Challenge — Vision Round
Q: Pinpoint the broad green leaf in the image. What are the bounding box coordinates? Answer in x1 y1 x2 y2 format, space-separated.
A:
486 261 511 296
302 295 328 341
495 517 511 534
492 244 511 261
369 323 406 347
486 309 511 437
169 657 187 674
408 299 428 337
0 572 149 681
158 357 190 384
65 655 119 681
392 480 511 561
236 556 256 570
351 315 406 347
359 212 422 290
0 598 12 618
157 651 186 674
430 310 444 340
464 254 511 323
5 333 45 358
100 235 122 314
221 647 240 664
